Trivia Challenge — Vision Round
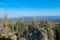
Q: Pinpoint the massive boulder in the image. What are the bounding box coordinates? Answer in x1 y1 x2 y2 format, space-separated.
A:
22 27 44 40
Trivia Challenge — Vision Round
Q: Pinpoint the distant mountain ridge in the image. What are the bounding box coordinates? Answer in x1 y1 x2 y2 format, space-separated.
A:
0 16 60 23
8 16 60 23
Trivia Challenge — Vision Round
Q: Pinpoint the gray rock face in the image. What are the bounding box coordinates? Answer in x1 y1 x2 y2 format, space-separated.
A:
11 35 17 40
40 28 48 40
22 27 48 40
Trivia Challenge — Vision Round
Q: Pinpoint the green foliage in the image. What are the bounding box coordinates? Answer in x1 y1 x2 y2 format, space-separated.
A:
1 19 60 40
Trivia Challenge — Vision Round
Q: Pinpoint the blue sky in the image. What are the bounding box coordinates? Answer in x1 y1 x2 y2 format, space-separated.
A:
0 0 60 18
